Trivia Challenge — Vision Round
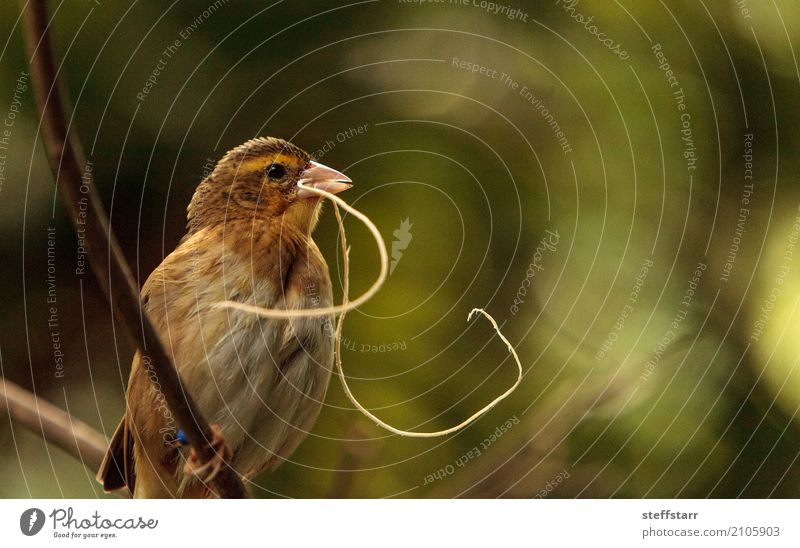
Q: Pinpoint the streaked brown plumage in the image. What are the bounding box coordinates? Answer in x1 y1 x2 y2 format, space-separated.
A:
96 137 352 498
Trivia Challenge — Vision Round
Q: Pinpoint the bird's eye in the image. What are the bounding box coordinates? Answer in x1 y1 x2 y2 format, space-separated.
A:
265 163 286 179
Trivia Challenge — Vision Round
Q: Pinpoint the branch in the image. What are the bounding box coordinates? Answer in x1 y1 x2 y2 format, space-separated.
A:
0 377 107 473
20 0 247 498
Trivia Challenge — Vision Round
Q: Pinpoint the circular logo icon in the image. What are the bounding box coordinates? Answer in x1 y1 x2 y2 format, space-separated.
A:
20 508 45 536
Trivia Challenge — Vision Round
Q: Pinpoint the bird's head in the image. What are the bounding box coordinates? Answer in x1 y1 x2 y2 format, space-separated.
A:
187 137 351 234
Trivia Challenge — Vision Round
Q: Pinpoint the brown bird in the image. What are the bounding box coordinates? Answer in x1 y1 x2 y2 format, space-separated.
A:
96 137 352 498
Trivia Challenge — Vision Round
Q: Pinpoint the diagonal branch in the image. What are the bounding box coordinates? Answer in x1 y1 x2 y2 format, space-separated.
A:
0 377 107 473
20 0 247 498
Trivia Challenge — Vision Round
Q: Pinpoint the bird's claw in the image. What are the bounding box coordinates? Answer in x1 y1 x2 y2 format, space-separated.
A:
182 423 233 484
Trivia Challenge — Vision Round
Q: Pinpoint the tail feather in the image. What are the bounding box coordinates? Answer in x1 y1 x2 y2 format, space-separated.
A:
96 418 135 494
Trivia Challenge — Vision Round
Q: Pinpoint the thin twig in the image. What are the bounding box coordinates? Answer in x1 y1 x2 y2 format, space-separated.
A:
20 0 247 498
0 377 107 473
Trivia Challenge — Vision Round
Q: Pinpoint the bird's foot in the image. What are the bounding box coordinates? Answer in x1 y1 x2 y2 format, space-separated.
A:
182 423 233 484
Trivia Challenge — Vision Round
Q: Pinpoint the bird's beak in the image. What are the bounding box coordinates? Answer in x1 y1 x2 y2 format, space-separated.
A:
297 161 352 198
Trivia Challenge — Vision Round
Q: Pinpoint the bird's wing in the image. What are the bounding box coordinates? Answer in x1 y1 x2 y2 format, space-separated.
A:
120 244 201 497
95 411 135 493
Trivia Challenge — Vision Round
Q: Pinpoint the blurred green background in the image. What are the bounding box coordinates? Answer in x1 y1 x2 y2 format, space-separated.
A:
1 0 800 498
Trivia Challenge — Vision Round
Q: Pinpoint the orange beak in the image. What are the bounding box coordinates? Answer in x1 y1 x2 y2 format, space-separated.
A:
297 161 352 198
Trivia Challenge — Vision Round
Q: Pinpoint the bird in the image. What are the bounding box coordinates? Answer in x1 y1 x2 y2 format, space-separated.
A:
96 137 352 498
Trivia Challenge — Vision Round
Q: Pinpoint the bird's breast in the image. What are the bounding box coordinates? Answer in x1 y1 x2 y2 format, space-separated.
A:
149 225 335 469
